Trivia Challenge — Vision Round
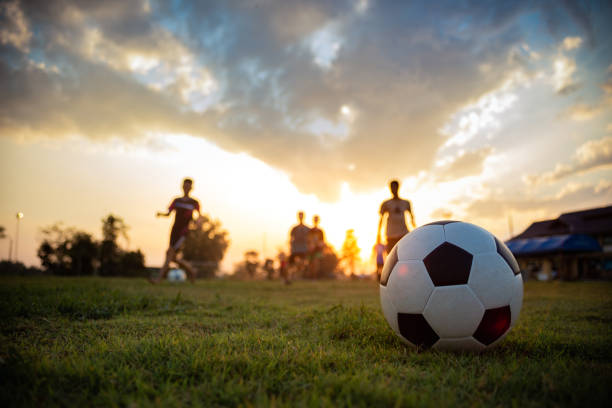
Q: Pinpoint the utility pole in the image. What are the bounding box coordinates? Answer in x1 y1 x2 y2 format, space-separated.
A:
15 212 23 263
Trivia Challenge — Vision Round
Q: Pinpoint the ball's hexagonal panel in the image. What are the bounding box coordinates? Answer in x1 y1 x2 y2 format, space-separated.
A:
423 285 484 338
468 252 516 309
379 244 398 286
509 273 524 327
444 222 496 255
386 261 435 314
423 242 473 286
423 220 459 226
397 313 439 348
396 224 445 261
433 337 486 352
473 305 511 345
380 285 400 335
495 236 520 275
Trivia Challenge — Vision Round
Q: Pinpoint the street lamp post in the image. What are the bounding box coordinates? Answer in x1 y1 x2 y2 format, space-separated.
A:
15 212 23 263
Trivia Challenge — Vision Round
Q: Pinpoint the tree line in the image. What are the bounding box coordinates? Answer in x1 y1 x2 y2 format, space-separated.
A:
33 213 228 277
36 214 145 276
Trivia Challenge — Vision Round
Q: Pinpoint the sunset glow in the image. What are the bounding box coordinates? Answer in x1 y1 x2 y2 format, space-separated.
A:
1 0 611 273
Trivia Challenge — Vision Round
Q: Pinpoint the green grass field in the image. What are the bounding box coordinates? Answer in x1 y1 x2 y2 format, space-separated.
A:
1 277 611 407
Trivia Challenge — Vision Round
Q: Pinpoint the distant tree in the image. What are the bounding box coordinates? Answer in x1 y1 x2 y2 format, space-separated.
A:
37 223 73 275
37 217 146 277
68 232 99 276
37 223 98 276
244 250 259 278
99 214 129 276
263 258 275 280
0 260 43 276
99 240 119 276
182 214 229 277
119 249 146 276
319 246 340 279
231 250 260 279
101 214 129 244
341 229 361 276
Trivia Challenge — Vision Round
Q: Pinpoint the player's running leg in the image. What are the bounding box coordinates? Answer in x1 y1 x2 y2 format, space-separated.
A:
160 247 176 280
149 246 176 284
176 258 197 283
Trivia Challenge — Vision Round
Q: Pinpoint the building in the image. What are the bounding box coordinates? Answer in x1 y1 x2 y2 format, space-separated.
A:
506 205 612 280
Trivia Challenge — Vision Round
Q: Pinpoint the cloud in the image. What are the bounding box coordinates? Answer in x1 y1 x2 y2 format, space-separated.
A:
564 103 601 121
0 57 219 141
0 0 31 52
434 147 494 181
603 78 612 98
0 0 605 200
439 69 537 153
561 36 582 50
524 136 612 185
305 21 343 69
561 73 612 122
429 208 455 220
465 179 612 220
558 0 595 46
552 54 579 94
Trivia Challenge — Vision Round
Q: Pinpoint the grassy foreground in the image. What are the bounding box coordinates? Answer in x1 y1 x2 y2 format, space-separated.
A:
0 277 611 407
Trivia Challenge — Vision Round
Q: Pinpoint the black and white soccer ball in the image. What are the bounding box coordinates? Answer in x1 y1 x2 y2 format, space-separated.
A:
168 268 187 282
380 221 523 351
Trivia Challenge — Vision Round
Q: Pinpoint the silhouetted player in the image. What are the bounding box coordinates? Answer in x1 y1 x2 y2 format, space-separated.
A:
307 215 326 278
289 211 310 273
373 241 386 281
150 178 200 283
377 180 416 253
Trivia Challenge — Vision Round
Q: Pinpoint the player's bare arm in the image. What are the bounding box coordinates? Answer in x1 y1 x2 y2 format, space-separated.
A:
192 204 204 228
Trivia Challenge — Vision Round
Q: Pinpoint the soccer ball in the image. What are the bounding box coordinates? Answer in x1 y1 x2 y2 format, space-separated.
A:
380 221 523 351
168 268 187 282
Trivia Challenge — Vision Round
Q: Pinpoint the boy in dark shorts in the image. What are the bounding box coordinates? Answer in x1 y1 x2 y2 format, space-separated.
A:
289 211 310 277
377 179 416 253
149 178 200 283
307 215 326 278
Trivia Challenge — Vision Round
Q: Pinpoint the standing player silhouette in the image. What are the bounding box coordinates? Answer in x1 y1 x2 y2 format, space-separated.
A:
289 211 310 278
377 179 416 253
150 178 200 283
307 215 326 279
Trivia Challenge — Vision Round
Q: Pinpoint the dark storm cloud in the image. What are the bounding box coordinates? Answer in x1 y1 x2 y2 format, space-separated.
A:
0 0 605 200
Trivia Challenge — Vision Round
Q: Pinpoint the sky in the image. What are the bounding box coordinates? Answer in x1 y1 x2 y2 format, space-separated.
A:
0 0 611 273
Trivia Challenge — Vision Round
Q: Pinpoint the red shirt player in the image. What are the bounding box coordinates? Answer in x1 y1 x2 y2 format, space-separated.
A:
149 178 200 283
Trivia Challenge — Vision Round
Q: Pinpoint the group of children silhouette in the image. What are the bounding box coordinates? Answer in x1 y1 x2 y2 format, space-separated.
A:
150 178 415 283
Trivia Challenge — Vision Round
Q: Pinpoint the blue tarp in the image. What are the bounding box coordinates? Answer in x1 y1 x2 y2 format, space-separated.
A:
505 234 602 256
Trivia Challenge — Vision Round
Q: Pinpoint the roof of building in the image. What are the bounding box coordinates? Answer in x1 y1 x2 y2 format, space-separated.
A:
512 205 612 239
506 234 602 256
